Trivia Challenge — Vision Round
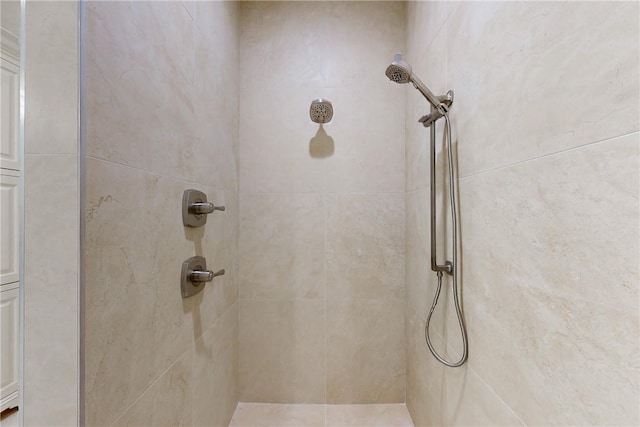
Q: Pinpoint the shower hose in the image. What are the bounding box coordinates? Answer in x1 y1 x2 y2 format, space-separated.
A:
424 113 469 367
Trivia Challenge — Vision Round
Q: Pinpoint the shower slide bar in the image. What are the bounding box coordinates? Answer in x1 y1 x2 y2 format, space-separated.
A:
421 95 454 276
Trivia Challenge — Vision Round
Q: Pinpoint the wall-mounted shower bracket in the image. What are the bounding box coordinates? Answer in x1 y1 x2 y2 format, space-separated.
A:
181 256 225 298
419 90 454 128
182 189 225 227
433 260 453 275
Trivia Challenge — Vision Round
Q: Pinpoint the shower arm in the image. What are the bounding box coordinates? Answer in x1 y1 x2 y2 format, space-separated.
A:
428 103 454 275
411 74 453 115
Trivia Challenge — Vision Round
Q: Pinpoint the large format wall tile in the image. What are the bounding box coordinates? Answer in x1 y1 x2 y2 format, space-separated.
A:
458 133 639 425
113 348 193 427
193 303 238 427
240 193 324 299
239 86 327 194
84 1 239 424
405 1 449 71
448 1 640 177
238 1 407 404
405 3 639 426
326 298 405 403
24 154 78 426
407 307 524 427
85 158 236 425
326 194 405 300
23 3 80 425
324 86 405 194
239 298 325 403
192 1 239 191
240 84 405 194
239 1 404 90
239 1 326 90
406 310 444 427
85 1 197 181
85 159 194 425
442 363 524 427
24 1 78 155
406 190 432 319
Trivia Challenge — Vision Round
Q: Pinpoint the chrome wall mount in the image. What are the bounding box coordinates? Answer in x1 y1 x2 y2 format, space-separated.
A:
181 256 225 298
420 90 454 129
182 189 225 227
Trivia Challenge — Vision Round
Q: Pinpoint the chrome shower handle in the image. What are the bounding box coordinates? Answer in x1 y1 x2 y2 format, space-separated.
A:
190 269 213 282
211 269 225 278
181 256 225 298
182 189 224 227
189 202 226 215
190 268 225 283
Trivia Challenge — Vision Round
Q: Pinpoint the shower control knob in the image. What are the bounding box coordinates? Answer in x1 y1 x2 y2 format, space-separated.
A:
190 268 225 282
181 256 225 298
190 270 214 283
182 189 224 227
190 202 226 215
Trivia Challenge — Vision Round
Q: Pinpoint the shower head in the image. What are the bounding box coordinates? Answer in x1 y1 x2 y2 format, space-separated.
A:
385 54 452 116
385 54 412 84
310 99 333 124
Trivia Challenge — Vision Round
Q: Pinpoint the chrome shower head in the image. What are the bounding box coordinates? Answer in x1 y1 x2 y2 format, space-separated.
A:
385 53 452 117
385 54 412 84
310 99 333 124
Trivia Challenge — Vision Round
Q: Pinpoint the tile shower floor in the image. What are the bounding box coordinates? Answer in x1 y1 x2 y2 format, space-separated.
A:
229 403 414 427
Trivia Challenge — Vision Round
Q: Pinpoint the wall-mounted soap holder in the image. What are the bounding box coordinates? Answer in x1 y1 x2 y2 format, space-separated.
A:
182 189 225 227
181 256 225 298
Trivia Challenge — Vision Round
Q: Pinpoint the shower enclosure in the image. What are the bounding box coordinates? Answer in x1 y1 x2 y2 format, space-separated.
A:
9 1 638 426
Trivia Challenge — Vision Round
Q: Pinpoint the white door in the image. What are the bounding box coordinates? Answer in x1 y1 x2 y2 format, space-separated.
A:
0 283 19 411
0 57 19 171
0 172 19 286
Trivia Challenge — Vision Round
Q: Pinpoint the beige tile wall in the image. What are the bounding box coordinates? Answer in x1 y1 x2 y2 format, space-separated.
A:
83 2 239 426
23 2 79 425
238 1 407 404
405 2 639 426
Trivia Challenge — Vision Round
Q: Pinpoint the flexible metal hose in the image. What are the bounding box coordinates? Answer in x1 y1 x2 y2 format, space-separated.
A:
424 113 468 367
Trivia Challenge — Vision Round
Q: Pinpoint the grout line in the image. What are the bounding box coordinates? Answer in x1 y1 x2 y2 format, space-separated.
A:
423 6 450 55
23 152 78 156
463 365 528 427
237 84 409 91
84 155 233 190
109 344 192 427
324 403 328 427
238 190 406 196
458 130 640 181
191 323 195 427
323 127 328 420
409 298 527 426
179 0 194 21
84 156 167 178
108 301 237 427
236 295 406 302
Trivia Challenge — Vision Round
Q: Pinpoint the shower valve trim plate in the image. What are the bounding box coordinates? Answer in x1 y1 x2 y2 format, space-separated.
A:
181 256 225 298
182 189 225 227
